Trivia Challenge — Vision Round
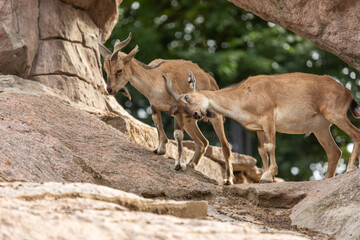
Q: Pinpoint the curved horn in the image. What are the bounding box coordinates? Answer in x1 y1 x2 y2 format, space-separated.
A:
98 29 112 58
113 32 132 52
123 45 139 63
163 75 179 100
188 71 196 91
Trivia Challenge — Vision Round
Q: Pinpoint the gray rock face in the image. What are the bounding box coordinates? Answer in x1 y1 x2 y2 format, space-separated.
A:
228 0 360 72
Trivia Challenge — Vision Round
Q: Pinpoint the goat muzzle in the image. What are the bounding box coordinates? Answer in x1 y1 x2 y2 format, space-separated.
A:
107 87 113 95
192 111 202 120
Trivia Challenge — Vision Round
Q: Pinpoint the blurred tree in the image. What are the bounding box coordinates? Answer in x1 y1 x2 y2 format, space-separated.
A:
103 0 359 181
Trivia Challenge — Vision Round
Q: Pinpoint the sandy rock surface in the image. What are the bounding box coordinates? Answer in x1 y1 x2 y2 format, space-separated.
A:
0 0 121 112
220 170 360 240
0 182 207 218
0 182 308 240
291 170 360 240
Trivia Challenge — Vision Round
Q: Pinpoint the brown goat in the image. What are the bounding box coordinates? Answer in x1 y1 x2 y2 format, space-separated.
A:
98 31 234 184
165 72 360 182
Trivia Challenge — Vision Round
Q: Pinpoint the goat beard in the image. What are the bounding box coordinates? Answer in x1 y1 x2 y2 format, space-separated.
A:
120 87 131 100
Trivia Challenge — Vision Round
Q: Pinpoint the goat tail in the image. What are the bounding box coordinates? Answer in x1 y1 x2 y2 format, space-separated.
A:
350 99 360 119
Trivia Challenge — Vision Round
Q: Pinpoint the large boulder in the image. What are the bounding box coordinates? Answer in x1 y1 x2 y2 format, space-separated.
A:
228 0 360 73
0 0 39 78
0 0 121 112
223 169 360 240
290 170 360 240
31 0 120 112
61 0 122 40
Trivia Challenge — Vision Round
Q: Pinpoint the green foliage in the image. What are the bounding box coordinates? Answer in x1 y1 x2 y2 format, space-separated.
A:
104 0 359 181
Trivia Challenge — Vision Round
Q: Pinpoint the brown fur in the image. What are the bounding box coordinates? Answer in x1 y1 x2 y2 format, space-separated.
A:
167 72 360 182
99 36 234 184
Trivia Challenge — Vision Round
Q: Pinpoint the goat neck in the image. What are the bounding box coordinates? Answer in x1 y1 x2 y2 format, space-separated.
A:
201 87 250 123
127 60 170 108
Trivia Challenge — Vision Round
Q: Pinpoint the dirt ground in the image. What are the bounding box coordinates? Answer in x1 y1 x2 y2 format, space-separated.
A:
207 192 334 240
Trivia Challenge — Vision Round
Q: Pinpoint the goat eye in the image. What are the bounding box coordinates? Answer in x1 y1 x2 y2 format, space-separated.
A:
184 95 191 104
116 69 123 75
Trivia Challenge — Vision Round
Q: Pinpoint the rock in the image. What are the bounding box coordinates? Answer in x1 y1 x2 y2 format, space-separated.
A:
32 75 108 111
0 0 122 112
228 0 360 72
0 75 125 115
0 182 207 218
39 0 98 51
31 40 102 86
224 169 360 239
0 0 39 78
61 0 121 40
0 183 308 240
31 0 108 110
0 76 220 199
290 170 360 240
225 182 309 209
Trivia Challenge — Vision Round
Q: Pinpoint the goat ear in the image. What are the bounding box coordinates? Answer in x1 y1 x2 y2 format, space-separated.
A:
163 74 180 100
123 45 138 64
188 72 196 91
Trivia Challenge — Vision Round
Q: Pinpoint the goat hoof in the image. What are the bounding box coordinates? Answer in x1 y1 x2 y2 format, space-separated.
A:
153 149 165 155
188 162 196 169
174 164 181 170
346 165 358 173
223 179 234 185
259 179 272 183
180 163 187 171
